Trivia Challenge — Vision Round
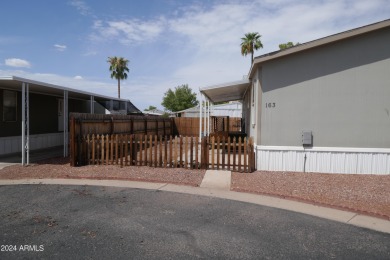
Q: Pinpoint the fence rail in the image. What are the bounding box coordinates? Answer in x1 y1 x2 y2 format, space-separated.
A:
73 133 255 172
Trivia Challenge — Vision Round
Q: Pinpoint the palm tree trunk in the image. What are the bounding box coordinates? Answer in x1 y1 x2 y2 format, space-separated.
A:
251 51 253 64
117 78 120 99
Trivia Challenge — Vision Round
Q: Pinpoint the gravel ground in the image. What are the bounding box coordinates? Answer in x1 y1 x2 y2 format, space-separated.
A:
0 157 389 220
0 157 205 187
232 171 390 220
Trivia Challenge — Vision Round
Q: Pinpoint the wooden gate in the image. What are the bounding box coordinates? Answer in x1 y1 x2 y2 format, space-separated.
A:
202 135 255 173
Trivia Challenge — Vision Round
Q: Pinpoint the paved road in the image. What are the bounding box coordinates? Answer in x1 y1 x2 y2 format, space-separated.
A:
0 184 389 259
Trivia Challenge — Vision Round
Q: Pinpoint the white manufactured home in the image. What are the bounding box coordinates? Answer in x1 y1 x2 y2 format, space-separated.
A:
0 76 141 164
200 19 390 174
172 102 242 118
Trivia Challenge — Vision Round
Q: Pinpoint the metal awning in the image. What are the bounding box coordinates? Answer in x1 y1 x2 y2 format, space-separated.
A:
0 76 142 114
0 76 123 101
199 79 250 103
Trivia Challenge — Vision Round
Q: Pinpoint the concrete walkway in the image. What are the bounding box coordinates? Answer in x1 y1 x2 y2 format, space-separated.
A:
200 170 231 190
1 177 389 234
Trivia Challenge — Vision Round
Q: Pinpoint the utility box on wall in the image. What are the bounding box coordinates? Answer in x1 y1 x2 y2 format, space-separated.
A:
302 131 312 146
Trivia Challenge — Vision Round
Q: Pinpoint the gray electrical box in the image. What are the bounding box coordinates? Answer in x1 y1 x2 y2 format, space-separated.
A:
302 131 312 146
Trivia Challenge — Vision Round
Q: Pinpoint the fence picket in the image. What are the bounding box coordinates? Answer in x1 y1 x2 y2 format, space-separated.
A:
244 137 247 172
159 135 163 167
154 135 158 167
195 136 199 169
98 135 102 165
233 137 236 171
91 134 95 165
190 137 193 169
227 137 231 170
169 136 173 168
164 136 168 168
211 136 215 169
184 136 188 169
149 135 153 166
216 136 220 170
238 137 242 172
173 137 178 168
179 136 183 168
222 136 225 170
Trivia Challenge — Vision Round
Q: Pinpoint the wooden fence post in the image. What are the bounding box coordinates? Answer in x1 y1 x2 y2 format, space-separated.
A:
110 117 114 134
201 137 208 169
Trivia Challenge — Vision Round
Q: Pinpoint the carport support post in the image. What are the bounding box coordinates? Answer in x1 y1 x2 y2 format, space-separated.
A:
203 98 207 136
63 90 69 157
21 82 30 165
199 93 203 140
206 99 210 136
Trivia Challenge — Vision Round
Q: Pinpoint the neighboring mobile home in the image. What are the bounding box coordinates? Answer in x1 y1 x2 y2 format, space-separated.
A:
172 102 242 118
200 19 390 174
0 76 141 164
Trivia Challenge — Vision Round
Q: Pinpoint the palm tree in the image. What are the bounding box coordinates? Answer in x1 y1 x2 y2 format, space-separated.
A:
107 56 130 98
240 32 263 65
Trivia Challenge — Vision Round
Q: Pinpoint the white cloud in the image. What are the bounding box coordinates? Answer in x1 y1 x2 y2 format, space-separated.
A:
74 75 83 80
169 3 251 52
3 0 390 111
54 44 67 52
69 0 91 16
5 58 31 68
91 18 166 45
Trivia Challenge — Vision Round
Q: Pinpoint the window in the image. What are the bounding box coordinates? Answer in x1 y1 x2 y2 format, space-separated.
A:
3 90 17 122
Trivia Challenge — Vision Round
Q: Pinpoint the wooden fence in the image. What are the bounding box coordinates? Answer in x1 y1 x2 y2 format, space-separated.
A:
173 117 242 136
73 134 255 172
70 113 173 137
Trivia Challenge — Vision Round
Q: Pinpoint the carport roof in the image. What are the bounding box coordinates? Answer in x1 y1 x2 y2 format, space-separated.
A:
0 75 123 101
200 79 250 103
0 76 142 114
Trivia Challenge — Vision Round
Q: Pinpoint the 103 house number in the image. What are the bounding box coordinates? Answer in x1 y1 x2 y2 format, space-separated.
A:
265 102 276 108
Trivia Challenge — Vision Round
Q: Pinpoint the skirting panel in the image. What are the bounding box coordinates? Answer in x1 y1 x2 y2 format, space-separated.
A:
256 146 390 175
0 133 63 156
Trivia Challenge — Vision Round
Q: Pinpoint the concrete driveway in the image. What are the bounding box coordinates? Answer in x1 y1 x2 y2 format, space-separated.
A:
0 184 389 259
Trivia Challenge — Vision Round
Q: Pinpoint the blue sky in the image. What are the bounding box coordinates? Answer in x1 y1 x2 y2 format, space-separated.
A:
0 0 389 111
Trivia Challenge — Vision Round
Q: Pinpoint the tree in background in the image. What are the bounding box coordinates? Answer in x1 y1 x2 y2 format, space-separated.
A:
107 56 129 98
279 42 300 50
241 32 263 64
161 84 199 112
144 105 157 111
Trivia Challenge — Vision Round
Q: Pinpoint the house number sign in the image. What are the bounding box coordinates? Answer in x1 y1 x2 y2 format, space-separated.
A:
265 102 276 108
